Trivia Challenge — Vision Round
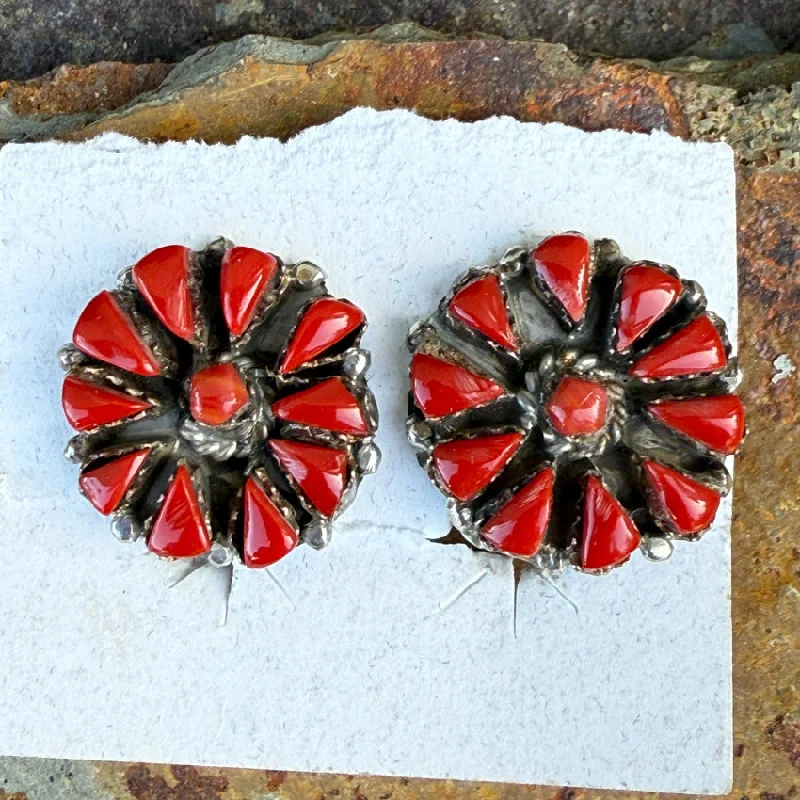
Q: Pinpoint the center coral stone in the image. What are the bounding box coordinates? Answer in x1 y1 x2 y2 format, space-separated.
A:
189 362 249 425
545 375 609 436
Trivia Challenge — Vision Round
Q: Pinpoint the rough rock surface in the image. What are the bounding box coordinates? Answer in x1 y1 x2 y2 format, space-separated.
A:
0 25 798 800
1 26 798 171
0 0 798 81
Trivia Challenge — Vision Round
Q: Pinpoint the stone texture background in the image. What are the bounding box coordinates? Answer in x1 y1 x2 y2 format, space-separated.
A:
0 0 799 80
0 20 798 800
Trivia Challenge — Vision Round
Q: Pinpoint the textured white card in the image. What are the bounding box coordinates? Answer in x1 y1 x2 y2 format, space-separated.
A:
0 110 736 793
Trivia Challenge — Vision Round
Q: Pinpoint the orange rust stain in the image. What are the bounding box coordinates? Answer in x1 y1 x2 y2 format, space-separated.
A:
0 790 29 800
2 62 172 116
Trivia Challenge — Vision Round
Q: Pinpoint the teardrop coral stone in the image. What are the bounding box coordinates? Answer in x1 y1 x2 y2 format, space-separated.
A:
449 274 517 350
62 375 152 431
615 263 681 352
642 460 721 536
581 475 641 570
410 353 505 419
280 297 365 374
432 432 523 501
241 476 298 568
79 449 150 515
532 232 591 323
481 467 554 557
648 395 745 454
630 314 727 379
272 377 368 435
220 247 279 337
147 466 212 558
132 245 195 341
269 440 348 518
72 291 161 376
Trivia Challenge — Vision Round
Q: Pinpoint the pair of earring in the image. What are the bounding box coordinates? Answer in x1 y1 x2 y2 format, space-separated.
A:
59 233 744 576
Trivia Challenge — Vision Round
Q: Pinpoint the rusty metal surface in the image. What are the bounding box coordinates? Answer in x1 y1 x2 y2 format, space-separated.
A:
0 30 797 800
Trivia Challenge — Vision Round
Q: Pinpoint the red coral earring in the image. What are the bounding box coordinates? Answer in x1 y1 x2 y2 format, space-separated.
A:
60 239 380 569
407 232 744 574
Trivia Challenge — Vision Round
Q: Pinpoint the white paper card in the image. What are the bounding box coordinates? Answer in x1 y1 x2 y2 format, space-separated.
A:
0 109 736 793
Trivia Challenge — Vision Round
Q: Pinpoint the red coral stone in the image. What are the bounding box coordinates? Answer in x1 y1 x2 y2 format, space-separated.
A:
189 363 249 426
581 475 641 570
132 245 195 341
280 297 365 374
615 263 682 352
648 395 745 454
642 460 721 536
481 467 554 557
62 375 152 431
545 375 609 436
79 449 150 515
272 377 368 435
72 290 161 376
448 274 517 350
630 314 727 378
532 232 591 323
242 476 298 568
220 247 279 337
432 432 523 501
269 440 348 518
147 465 212 558
410 353 505 419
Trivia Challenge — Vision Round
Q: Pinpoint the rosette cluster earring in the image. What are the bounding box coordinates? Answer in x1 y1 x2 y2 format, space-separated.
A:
406 232 744 573
60 239 379 568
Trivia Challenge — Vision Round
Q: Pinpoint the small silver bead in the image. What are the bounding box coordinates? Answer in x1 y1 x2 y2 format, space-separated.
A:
407 420 433 450
407 320 427 349
641 536 674 562
524 371 539 392
356 441 381 474
57 345 85 371
303 518 333 549
574 354 599 372
208 541 235 568
110 516 139 543
498 247 526 276
343 348 370 378
538 353 555 377
293 261 326 287
446 499 472 530
64 437 89 463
